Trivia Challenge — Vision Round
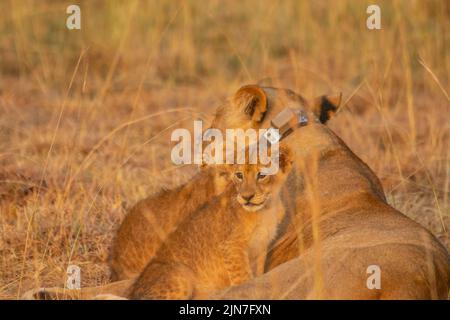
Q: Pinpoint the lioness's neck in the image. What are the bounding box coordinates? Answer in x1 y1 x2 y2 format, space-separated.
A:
293 125 386 221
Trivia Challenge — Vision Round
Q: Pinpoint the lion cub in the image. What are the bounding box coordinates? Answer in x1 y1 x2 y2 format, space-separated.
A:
128 146 293 299
109 165 232 280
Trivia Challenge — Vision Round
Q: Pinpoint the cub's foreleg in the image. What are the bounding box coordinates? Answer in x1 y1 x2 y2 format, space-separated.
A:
221 241 253 286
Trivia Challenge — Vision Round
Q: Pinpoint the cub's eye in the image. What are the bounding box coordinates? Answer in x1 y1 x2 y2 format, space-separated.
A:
235 172 243 180
257 172 267 180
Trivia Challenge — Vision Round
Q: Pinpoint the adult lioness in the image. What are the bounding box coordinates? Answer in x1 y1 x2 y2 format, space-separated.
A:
210 87 450 299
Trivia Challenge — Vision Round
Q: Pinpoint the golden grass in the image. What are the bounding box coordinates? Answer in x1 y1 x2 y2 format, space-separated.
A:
0 0 449 299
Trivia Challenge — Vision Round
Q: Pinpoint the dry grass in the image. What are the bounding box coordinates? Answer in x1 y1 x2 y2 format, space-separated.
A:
0 0 449 299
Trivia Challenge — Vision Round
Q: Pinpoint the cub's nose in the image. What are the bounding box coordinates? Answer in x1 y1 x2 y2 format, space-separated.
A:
241 193 255 202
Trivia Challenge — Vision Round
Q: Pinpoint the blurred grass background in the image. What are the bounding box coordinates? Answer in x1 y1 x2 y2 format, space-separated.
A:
0 0 449 298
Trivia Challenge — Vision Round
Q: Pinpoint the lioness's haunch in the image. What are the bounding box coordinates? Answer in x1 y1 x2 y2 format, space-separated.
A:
128 147 293 299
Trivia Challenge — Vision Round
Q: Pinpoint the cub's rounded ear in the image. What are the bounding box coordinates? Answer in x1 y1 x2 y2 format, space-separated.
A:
278 145 294 173
233 85 268 123
311 93 343 124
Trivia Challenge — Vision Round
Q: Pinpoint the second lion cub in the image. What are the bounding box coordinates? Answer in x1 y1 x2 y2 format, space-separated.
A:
129 146 294 299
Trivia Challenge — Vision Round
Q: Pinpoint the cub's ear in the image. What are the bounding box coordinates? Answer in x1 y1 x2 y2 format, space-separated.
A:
311 93 343 124
278 145 294 173
233 85 268 123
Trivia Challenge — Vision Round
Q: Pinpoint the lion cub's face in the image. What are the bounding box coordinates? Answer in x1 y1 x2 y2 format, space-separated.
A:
226 147 293 212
